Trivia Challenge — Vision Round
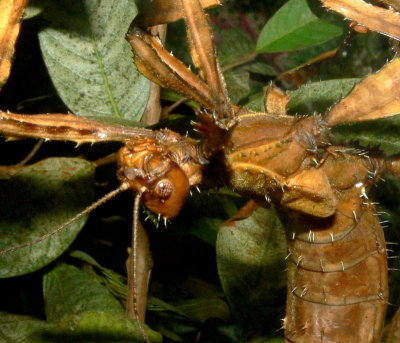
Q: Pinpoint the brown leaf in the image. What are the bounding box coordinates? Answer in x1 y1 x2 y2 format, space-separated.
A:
321 0 400 39
325 58 400 127
0 0 28 90
133 0 221 28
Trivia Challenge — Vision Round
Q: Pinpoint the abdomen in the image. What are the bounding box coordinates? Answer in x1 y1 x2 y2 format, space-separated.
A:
282 187 388 343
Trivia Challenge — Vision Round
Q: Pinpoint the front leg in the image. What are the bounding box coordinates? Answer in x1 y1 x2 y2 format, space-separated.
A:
127 0 236 129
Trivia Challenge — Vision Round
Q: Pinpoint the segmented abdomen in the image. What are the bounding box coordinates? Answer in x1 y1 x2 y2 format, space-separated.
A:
226 113 388 342
282 185 388 343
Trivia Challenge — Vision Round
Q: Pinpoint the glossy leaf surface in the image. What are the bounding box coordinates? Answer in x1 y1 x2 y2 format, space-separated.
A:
256 0 343 53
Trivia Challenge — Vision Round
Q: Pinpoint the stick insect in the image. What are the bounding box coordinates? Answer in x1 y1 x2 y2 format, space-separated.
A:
1 0 400 342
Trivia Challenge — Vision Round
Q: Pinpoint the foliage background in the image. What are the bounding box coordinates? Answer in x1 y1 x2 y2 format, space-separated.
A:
0 0 399 342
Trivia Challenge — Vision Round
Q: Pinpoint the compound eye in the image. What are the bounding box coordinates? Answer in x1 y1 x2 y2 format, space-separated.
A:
143 164 190 219
154 179 174 199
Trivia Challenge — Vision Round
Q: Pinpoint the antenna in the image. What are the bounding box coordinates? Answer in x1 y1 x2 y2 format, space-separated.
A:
0 182 131 256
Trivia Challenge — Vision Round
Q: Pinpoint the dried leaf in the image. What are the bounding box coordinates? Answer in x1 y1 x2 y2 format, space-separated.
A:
134 0 221 27
0 0 28 89
325 58 400 126
321 0 400 39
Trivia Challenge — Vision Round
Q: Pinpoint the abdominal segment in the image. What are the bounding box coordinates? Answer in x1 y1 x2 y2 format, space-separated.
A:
283 198 388 343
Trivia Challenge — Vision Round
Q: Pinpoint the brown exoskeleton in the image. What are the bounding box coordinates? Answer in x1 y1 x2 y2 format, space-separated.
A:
127 1 400 341
1 0 400 342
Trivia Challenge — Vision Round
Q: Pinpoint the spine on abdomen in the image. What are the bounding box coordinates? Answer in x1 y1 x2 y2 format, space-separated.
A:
282 187 388 343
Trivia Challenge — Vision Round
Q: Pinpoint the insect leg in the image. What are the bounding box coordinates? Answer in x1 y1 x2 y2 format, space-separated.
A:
126 190 152 343
180 0 236 128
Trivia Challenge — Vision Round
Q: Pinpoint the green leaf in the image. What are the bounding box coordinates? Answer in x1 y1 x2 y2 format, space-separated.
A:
217 28 257 104
52 311 161 343
0 158 95 278
44 263 125 321
160 89 200 109
0 310 162 343
331 115 400 156
246 62 277 77
24 0 47 20
69 250 129 300
256 0 343 53
224 69 251 105
217 29 256 67
216 206 287 334
44 263 161 342
175 298 230 323
39 0 150 120
281 37 340 72
189 217 221 246
185 190 245 246
0 313 54 343
216 28 256 104
147 296 190 317
83 116 147 128
245 92 265 112
0 264 162 342
251 339 284 343
288 78 360 114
